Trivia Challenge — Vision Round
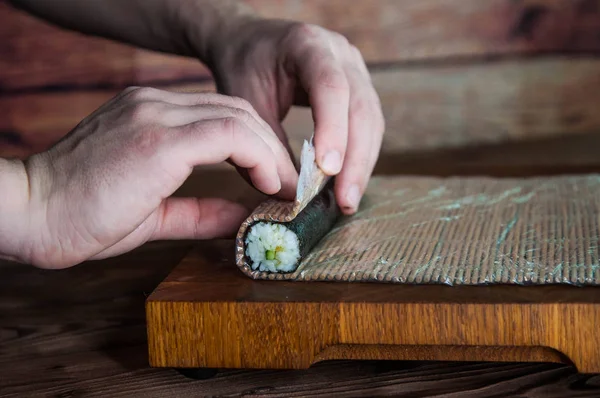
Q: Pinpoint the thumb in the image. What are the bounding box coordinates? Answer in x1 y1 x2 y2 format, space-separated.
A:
88 197 248 262
150 197 250 241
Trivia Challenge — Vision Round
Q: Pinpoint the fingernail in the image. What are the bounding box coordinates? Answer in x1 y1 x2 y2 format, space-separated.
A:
321 150 342 175
346 184 361 210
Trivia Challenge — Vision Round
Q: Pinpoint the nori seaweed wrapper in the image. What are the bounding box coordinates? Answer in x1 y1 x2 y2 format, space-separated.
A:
244 179 340 271
235 139 340 280
284 179 340 260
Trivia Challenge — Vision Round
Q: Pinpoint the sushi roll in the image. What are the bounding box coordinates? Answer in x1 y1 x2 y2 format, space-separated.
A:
235 138 342 277
244 180 339 273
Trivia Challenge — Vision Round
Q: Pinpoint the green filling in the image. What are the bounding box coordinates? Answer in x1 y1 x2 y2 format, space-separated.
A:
265 250 276 260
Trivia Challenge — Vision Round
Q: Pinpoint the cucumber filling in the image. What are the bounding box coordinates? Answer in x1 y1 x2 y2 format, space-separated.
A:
245 222 301 273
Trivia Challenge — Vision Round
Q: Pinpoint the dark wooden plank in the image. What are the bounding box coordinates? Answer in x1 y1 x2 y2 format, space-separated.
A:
283 58 600 154
3 0 600 91
248 0 600 63
3 357 598 398
0 1 208 92
0 242 191 363
0 82 213 159
3 58 600 160
371 132 600 177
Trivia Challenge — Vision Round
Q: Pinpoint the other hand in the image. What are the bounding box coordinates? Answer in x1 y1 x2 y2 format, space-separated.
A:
19 87 297 269
206 19 385 214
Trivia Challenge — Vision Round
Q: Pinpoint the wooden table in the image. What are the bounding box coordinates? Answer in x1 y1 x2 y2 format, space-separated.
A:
2 240 600 398
3 158 600 397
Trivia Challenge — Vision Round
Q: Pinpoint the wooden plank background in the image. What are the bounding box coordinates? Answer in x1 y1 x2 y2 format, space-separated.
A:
2 0 600 163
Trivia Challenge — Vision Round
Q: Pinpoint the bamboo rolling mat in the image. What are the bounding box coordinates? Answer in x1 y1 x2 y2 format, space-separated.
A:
237 174 600 285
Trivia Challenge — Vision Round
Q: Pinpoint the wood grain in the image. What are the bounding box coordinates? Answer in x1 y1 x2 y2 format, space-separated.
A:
0 1 209 92
314 345 570 365
3 58 600 159
2 171 600 396
4 1 600 395
247 0 600 63
3 0 600 91
285 58 600 152
3 357 597 397
146 240 600 374
0 82 214 159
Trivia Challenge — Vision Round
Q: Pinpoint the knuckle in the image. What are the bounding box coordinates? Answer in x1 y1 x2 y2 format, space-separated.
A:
285 23 321 51
229 96 253 112
350 97 382 125
123 86 158 102
350 45 365 63
230 107 252 124
289 22 320 40
316 68 349 92
350 92 385 136
355 153 370 169
121 86 143 100
126 102 162 123
114 86 142 104
332 32 350 47
131 127 168 158
220 116 243 139
121 86 141 96
350 97 371 118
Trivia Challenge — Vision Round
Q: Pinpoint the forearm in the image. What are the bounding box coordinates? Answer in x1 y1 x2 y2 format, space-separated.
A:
9 0 257 63
0 158 30 263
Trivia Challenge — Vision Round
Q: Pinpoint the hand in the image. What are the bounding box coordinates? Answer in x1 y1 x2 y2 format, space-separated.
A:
16 87 298 269
206 19 385 214
7 0 383 214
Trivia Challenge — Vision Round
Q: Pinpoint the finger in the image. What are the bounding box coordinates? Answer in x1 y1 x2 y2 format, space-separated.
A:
346 45 384 193
193 96 299 200
349 44 371 80
178 94 296 178
121 89 299 200
118 87 275 134
290 41 350 176
240 96 299 200
173 117 283 195
150 197 249 240
183 93 278 136
119 87 267 126
335 67 385 214
240 90 295 157
88 197 250 260
119 89 250 127
145 92 297 161
157 102 298 200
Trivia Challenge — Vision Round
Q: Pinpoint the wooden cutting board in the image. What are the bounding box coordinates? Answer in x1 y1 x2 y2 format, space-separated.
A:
145 240 600 374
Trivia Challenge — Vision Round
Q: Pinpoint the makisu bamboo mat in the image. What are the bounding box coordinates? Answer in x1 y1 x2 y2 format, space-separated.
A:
245 175 600 285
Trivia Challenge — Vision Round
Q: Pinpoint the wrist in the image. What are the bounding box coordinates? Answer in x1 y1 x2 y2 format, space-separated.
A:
176 0 260 70
0 157 31 263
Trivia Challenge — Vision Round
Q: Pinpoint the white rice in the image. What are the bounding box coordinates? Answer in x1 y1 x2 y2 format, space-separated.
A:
245 222 301 273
